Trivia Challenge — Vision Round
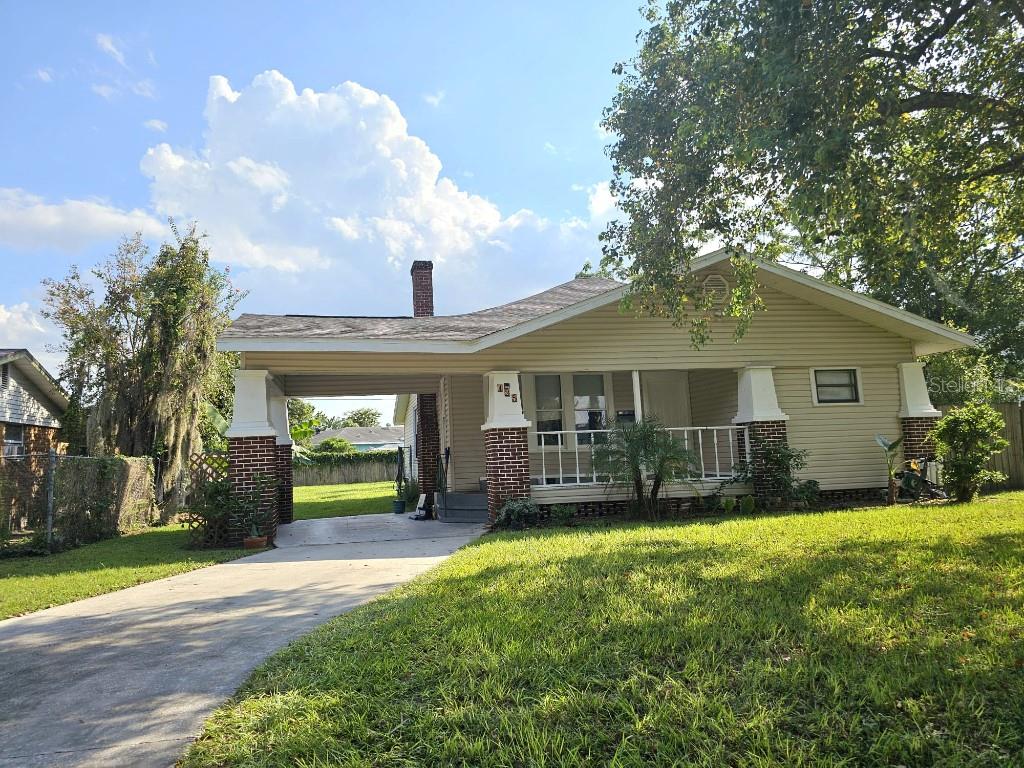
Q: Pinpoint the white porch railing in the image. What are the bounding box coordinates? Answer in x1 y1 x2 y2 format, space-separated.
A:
532 425 748 487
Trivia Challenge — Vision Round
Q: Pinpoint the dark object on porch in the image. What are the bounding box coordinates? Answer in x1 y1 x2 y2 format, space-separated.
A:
435 492 488 523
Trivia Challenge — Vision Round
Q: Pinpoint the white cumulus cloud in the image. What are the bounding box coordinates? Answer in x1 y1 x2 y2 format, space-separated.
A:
423 89 445 107
0 303 63 374
0 188 165 252
143 118 167 132
35 68 53 83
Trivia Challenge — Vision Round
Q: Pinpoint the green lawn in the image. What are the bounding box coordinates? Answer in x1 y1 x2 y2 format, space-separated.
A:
0 525 249 620
292 481 399 520
184 492 1024 767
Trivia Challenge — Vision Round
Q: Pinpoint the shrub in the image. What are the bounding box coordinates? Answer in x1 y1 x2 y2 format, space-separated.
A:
549 504 576 527
297 449 398 467
494 498 540 529
314 437 356 454
931 402 1009 502
720 496 737 514
739 495 756 515
737 441 819 507
403 478 420 505
593 420 700 520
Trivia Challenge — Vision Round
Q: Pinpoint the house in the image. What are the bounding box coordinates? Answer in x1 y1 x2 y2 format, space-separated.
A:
216 251 973 541
311 425 404 452
0 349 68 459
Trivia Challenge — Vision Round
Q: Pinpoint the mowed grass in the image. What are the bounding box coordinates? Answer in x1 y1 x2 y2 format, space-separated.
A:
184 493 1024 767
0 525 248 619
292 480 397 520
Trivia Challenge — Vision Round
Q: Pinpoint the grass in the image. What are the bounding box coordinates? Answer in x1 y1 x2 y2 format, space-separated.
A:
184 492 1024 767
292 480 399 520
0 524 249 620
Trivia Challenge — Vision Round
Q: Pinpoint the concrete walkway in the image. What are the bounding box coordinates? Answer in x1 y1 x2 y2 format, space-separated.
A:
0 514 483 768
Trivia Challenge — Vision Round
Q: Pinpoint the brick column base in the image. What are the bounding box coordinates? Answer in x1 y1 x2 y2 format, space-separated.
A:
735 420 790 501
227 435 279 547
276 443 294 524
416 393 440 509
901 417 940 462
483 427 531 521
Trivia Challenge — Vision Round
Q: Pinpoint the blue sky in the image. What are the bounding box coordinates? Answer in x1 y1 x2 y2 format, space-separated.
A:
0 2 642 420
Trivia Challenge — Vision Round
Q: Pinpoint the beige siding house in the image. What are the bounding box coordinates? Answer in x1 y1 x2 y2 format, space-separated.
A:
219 250 973 527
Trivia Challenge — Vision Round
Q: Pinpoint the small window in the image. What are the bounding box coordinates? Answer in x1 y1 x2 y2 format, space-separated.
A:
3 423 24 457
812 368 860 404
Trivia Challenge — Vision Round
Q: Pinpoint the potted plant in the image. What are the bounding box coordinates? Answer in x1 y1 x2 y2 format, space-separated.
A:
243 517 268 549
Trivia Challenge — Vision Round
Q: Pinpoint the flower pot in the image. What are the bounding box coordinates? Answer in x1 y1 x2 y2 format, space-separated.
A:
243 535 268 550
392 499 406 514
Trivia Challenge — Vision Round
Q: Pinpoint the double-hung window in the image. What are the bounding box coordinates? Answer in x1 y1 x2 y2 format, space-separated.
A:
534 374 563 446
811 368 861 404
573 374 607 444
3 424 24 457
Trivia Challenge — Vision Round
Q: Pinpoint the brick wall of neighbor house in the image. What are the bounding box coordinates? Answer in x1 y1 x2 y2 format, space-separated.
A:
416 394 440 499
483 427 530 519
901 417 940 462
736 420 790 500
276 443 294 524
227 435 278 546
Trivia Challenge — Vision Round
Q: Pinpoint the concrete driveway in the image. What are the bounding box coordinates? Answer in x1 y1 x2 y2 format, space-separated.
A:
0 514 483 768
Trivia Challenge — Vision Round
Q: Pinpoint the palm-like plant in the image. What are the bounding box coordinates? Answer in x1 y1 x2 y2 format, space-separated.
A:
593 420 698 520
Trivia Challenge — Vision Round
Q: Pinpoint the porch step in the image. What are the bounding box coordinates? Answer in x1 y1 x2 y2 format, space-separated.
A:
435 492 488 523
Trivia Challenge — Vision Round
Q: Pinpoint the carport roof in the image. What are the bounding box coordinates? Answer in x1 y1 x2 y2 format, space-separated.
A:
221 275 623 343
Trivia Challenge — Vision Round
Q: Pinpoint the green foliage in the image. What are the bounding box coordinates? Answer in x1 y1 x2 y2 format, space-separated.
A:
875 434 905 504
549 504 576 526
737 442 819 507
297 449 399 467
601 1 1024 362
314 437 356 454
720 496 737 514
739 495 757 515
42 222 243 510
593 420 699 520
494 498 541 529
339 408 382 428
926 349 1024 406
931 402 1009 501
182 493 1024 767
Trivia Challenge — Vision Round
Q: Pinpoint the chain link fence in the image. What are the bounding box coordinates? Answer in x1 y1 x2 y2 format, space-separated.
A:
1 451 156 555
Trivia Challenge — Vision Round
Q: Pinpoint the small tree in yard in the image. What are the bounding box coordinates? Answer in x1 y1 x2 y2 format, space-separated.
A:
931 403 1008 502
593 420 698 520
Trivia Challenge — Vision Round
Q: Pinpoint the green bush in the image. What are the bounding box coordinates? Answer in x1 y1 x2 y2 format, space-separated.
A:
314 437 356 454
494 498 540 529
739 495 756 515
298 449 398 467
549 504 576 527
737 441 819 507
403 478 420 505
931 402 1009 502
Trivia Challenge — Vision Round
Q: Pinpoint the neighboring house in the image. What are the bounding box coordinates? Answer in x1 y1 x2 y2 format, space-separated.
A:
217 250 973 534
0 349 69 459
311 425 404 452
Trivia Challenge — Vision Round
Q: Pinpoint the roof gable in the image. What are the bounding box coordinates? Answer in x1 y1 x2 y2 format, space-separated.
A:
0 349 69 412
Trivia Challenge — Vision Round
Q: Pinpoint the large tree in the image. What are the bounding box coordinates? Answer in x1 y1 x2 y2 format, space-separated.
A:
340 407 382 428
601 0 1024 362
43 223 242 510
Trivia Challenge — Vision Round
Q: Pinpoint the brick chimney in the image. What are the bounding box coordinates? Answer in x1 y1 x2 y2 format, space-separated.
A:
410 260 434 317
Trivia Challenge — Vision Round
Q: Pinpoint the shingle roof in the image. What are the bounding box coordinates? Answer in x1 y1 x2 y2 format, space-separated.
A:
221 276 623 341
311 426 404 446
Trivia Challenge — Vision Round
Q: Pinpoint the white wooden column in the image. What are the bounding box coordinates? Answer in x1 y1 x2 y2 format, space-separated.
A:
481 371 530 430
632 370 644 422
897 362 941 418
225 369 277 438
732 365 789 423
269 396 293 445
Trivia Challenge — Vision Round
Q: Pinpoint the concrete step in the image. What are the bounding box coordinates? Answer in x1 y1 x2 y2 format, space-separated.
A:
436 492 488 523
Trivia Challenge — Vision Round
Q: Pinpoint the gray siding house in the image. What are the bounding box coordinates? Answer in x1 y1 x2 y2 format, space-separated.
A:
0 349 69 458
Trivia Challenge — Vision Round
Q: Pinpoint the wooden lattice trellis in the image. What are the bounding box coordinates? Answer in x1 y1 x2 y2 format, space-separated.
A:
183 451 231 548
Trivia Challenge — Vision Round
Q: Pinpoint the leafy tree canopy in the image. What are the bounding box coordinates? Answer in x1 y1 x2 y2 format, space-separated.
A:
314 437 356 454
43 222 243 510
340 407 382 428
601 0 1023 360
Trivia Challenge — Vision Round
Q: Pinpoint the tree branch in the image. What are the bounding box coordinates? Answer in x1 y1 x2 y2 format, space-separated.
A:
886 91 1022 120
949 154 1024 182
